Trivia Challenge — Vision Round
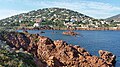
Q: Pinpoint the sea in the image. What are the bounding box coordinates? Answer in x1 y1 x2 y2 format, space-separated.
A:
17 30 120 67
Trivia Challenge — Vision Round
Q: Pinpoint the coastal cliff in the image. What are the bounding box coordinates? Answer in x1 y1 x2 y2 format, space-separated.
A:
0 31 116 67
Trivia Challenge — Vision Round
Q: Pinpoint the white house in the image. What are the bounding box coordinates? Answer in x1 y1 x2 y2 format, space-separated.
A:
33 23 39 27
33 18 42 27
64 22 77 28
117 24 120 27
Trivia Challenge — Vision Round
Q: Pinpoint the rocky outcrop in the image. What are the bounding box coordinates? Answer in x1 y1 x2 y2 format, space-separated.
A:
99 50 116 65
0 31 116 67
62 31 79 36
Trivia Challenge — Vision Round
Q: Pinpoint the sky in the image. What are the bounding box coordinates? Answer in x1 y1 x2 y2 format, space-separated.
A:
0 0 120 19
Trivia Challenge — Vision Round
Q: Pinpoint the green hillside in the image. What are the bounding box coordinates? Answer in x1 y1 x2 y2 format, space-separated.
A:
0 8 95 26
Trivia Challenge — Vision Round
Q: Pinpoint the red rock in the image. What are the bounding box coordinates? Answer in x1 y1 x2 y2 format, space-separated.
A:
38 36 53 45
54 40 67 48
62 31 79 36
99 50 116 65
0 32 116 67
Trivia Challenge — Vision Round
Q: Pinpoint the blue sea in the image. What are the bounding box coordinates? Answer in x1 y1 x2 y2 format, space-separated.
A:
17 30 120 67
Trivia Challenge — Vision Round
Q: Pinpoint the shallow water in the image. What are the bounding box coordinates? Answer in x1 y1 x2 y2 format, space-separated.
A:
17 30 120 66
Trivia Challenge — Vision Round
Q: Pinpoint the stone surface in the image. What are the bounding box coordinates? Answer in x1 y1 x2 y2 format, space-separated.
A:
99 50 116 65
62 31 79 36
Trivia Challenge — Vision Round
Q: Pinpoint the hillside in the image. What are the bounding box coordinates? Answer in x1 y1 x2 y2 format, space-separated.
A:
106 14 120 22
0 8 95 26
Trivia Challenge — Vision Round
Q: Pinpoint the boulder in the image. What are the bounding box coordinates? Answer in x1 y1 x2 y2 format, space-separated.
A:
37 36 53 45
54 40 67 48
99 50 116 64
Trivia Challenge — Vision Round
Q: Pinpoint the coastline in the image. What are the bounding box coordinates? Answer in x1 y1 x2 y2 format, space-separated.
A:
17 26 120 31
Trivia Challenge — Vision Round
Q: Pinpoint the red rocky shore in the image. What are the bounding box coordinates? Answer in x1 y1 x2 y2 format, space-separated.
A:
76 27 120 30
62 31 79 36
18 27 120 31
0 31 116 67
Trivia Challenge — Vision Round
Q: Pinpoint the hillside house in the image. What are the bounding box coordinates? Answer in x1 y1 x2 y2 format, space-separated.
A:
64 21 77 28
79 24 89 28
117 24 120 27
33 23 39 27
33 18 42 27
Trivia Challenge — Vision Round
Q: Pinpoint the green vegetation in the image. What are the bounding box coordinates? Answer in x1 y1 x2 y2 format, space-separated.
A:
0 48 37 67
109 23 117 27
0 8 93 27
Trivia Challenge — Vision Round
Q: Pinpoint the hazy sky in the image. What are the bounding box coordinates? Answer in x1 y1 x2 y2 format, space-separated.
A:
0 0 120 19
